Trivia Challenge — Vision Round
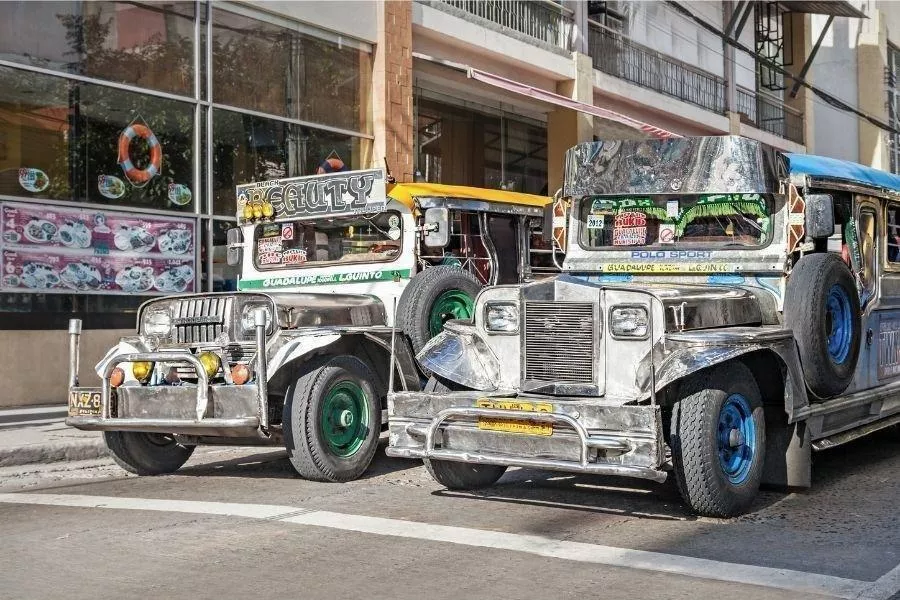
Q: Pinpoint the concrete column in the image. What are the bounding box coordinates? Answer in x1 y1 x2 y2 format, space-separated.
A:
373 0 414 182
547 52 594 194
858 8 889 170
784 12 814 150
564 0 588 55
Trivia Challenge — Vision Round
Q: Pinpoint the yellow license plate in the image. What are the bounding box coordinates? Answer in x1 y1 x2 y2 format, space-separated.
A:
68 390 102 417
476 399 553 436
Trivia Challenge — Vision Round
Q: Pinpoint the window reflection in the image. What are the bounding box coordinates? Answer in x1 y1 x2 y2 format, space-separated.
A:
0 1 196 96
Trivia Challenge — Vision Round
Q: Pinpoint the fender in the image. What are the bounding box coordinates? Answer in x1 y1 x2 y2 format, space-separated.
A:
646 334 809 419
417 321 502 391
94 338 145 382
266 331 343 380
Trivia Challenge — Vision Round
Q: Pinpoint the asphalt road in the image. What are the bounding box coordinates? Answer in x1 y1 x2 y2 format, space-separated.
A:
1 428 898 600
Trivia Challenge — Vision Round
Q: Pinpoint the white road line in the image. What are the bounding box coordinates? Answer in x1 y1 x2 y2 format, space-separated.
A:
0 406 66 418
0 492 895 600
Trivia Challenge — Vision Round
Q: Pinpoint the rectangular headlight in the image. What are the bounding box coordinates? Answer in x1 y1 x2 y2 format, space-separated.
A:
484 302 519 333
609 305 649 339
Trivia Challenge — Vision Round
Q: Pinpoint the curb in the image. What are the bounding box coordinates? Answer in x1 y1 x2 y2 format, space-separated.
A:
0 439 109 468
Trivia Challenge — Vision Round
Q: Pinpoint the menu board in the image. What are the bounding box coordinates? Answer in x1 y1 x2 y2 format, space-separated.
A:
0 202 196 295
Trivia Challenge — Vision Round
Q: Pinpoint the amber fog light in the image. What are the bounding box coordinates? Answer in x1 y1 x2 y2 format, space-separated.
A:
132 361 153 383
198 351 220 378
109 367 125 388
231 364 251 385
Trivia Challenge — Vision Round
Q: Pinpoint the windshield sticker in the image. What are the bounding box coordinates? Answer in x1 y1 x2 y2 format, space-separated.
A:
666 199 679 218
281 224 294 240
235 169 387 221
612 212 647 246
631 250 712 259
388 227 401 241
599 263 737 274
282 249 307 266
239 268 412 289
586 214 605 229
659 224 676 244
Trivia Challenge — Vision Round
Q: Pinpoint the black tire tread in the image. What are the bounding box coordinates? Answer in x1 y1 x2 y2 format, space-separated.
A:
396 265 482 355
284 355 381 483
103 431 194 476
424 459 507 489
671 362 765 518
784 252 861 398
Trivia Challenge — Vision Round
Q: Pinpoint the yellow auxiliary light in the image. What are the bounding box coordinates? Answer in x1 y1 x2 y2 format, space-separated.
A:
132 361 154 383
251 203 263 220
242 204 254 222
198 351 220 378
261 202 274 218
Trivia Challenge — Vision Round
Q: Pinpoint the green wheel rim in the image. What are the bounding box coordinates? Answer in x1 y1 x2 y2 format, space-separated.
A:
428 290 475 337
320 381 370 458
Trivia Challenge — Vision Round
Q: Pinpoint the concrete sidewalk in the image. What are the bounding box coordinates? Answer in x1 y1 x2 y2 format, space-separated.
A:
0 406 107 468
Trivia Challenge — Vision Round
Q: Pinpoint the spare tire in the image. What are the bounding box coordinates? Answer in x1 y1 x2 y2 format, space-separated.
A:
784 252 861 398
397 265 482 354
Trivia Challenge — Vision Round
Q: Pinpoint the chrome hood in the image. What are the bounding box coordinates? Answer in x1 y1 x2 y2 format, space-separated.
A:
269 293 386 328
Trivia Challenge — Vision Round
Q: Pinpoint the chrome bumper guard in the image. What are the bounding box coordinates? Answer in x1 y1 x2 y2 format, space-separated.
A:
387 392 668 483
65 309 270 438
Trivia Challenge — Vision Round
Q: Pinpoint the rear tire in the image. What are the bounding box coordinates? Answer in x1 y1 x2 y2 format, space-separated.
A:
283 355 382 482
670 362 766 517
103 431 194 475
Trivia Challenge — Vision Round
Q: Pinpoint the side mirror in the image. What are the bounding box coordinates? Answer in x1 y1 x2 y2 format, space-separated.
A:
226 227 244 267
423 207 450 248
805 193 835 239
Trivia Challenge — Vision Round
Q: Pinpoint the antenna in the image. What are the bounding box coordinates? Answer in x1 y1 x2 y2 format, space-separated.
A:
383 157 396 184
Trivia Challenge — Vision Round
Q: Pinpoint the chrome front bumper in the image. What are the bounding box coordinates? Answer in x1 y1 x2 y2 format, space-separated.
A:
386 391 668 483
65 310 270 439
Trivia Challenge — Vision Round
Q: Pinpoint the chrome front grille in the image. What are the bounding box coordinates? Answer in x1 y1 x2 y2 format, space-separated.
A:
172 297 232 345
524 301 596 384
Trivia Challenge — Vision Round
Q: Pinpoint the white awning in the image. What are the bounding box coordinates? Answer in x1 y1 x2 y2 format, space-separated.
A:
467 68 681 139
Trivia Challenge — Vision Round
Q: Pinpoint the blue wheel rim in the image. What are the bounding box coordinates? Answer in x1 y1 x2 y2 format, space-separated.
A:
717 393 756 485
826 284 853 364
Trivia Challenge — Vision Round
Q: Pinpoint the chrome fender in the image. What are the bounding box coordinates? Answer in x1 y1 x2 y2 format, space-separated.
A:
417 324 501 391
94 338 146 383
265 332 342 380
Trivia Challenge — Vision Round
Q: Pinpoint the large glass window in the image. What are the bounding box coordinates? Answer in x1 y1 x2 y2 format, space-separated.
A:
212 108 370 216
212 9 371 134
0 1 196 96
0 67 195 212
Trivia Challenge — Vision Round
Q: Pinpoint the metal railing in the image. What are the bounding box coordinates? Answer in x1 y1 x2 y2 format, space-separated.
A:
429 0 574 50
736 86 805 145
588 21 725 114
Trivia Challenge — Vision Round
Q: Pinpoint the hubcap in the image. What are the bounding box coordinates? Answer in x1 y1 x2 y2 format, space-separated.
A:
428 290 475 337
825 283 852 364
716 394 757 485
320 381 369 458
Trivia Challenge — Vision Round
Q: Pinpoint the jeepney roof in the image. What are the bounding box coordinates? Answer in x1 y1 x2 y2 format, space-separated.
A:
786 153 900 194
387 182 550 209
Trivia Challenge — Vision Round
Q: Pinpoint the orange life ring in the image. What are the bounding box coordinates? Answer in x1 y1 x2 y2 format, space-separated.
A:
117 123 162 184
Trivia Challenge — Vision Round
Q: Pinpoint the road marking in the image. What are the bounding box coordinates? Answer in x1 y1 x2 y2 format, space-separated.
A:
0 492 896 600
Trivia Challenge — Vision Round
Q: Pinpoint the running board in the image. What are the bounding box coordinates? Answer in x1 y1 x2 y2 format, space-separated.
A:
812 413 900 451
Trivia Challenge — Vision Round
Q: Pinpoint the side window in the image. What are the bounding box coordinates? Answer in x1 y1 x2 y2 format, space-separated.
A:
888 204 900 263
858 207 877 298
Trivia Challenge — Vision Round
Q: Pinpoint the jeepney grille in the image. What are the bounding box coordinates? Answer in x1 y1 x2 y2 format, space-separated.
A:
172 297 232 345
524 301 595 384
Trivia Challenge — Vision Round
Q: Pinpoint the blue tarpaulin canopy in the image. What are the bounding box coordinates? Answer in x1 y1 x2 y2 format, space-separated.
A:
786 153 900 193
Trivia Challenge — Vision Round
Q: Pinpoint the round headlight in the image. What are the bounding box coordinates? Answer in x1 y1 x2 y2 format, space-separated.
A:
241 303 272 334
144 307 172 336
485 302 519 333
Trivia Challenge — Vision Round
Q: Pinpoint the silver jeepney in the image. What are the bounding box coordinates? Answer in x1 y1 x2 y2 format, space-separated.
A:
387 136 900 516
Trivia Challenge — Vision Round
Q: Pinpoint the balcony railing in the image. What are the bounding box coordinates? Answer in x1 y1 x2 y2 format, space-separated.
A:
736 87 805 145
428 0 573 50
588 22 726 114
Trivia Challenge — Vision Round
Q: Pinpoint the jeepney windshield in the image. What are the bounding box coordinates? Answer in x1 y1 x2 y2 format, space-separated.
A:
253 211 402 270
579 193 772 249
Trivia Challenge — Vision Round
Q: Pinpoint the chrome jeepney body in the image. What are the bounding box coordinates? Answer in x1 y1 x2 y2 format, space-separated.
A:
388 136 900 499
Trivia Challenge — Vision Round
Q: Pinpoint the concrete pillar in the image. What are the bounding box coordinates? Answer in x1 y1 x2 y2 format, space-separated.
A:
858 8 889 170
373 0 414 182
784 12 814 150
547 52 593 194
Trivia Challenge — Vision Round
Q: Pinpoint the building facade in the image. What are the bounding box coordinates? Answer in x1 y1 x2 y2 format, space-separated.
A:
0 0 883 406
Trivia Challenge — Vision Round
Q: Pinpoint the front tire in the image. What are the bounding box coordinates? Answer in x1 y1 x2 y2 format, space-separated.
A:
425 459 507 489
670 362 766 517
103 431 194 475
283 355 382 482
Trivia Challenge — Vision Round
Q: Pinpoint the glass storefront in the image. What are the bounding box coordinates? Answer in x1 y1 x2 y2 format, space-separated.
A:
0 1 373 329
414 96 548 195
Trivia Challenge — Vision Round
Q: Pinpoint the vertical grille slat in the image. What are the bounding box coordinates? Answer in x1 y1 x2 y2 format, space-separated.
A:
170 296 232 346
524 301 595 384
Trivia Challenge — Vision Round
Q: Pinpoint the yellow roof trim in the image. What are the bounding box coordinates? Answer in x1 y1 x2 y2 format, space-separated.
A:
387 182 550 209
